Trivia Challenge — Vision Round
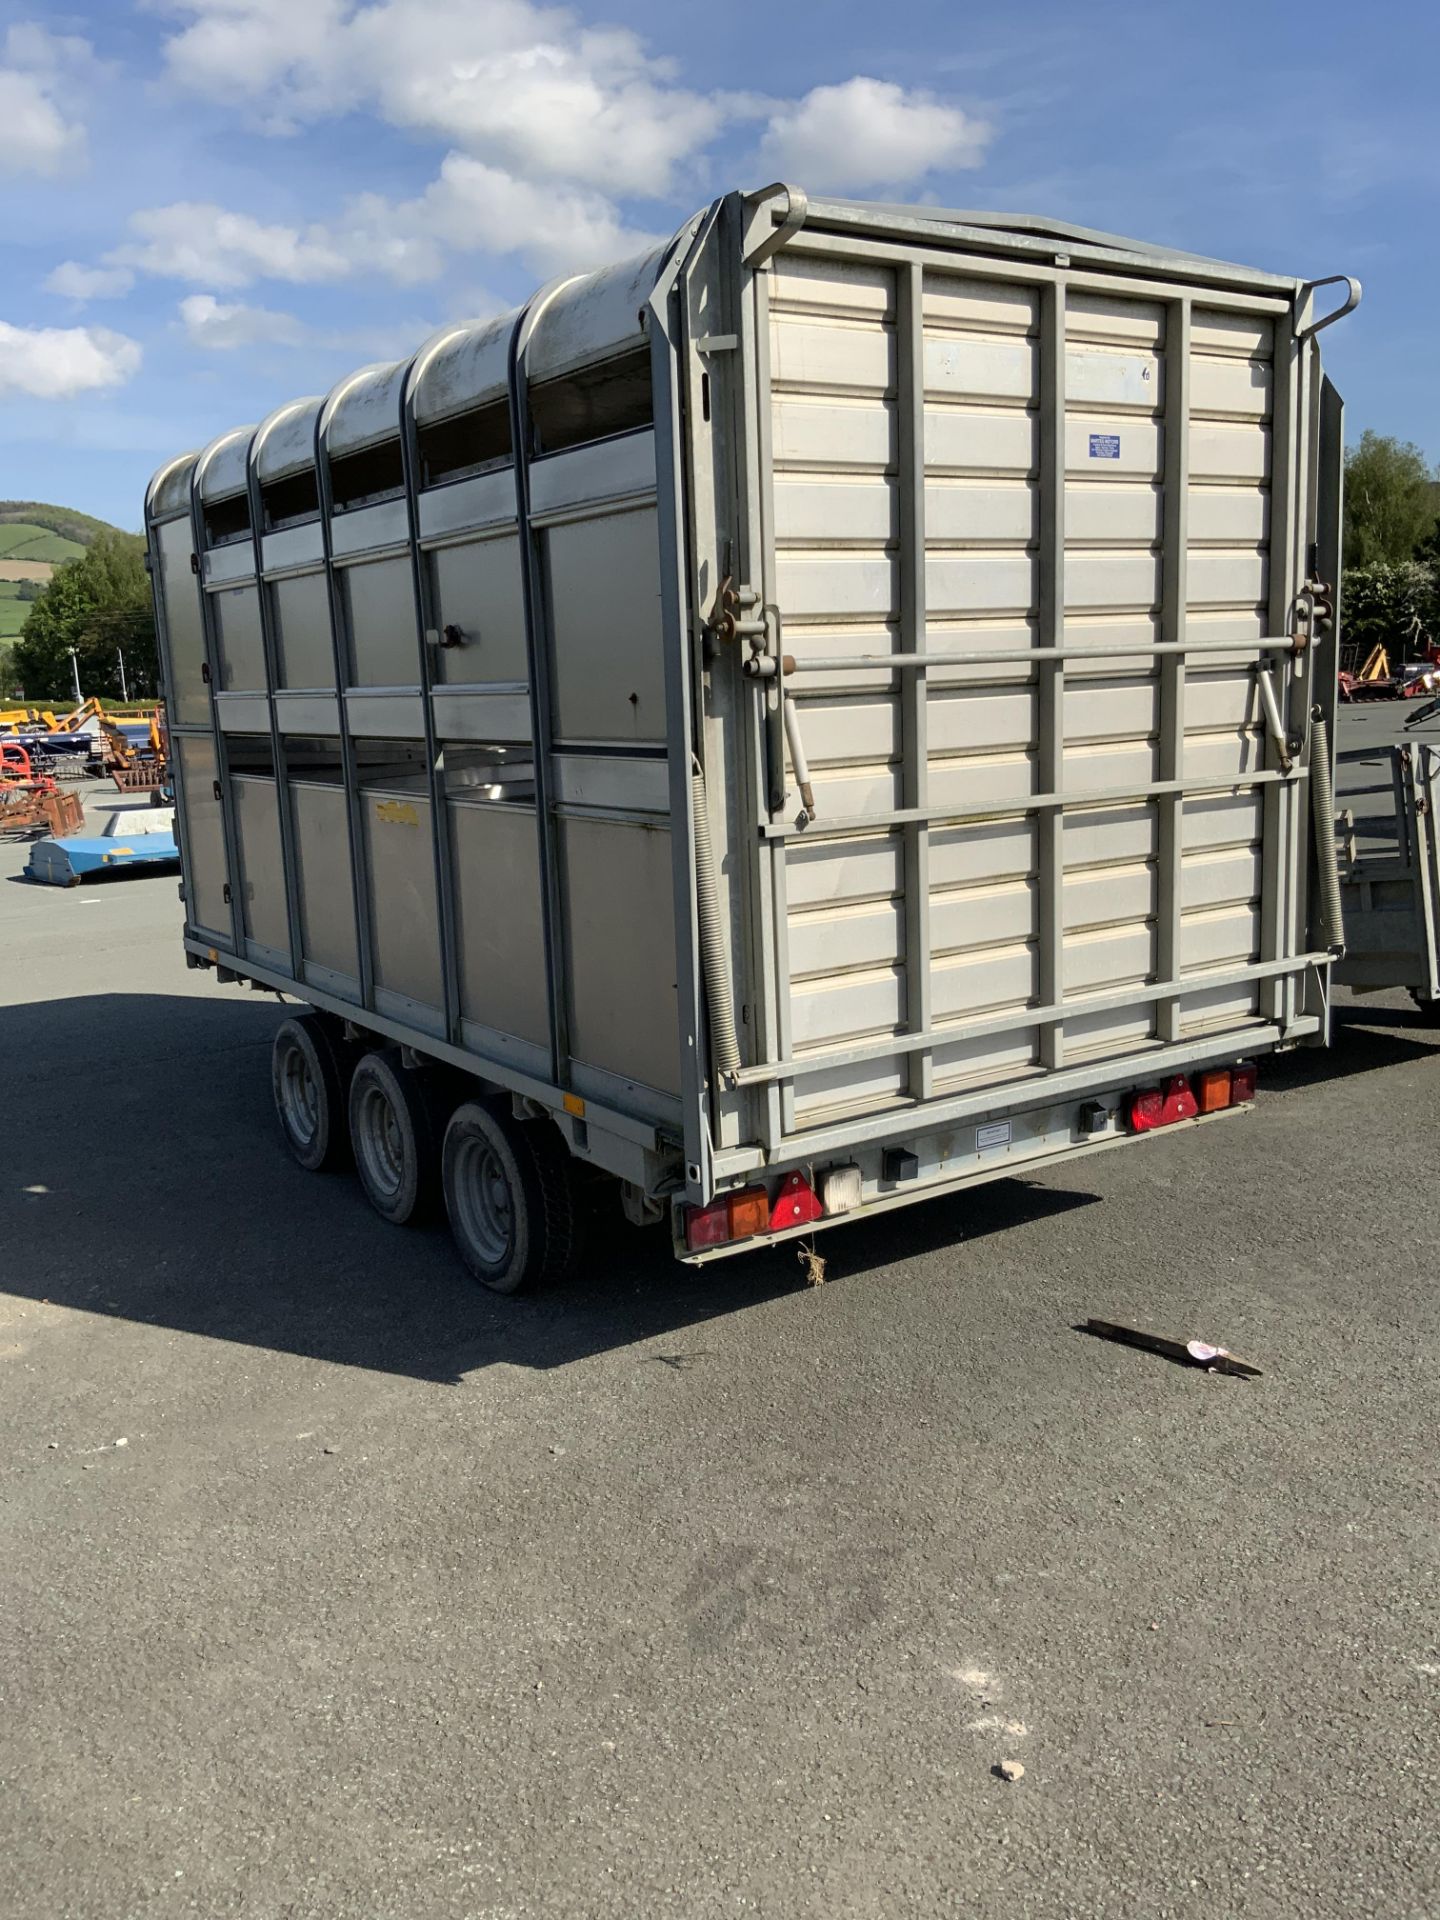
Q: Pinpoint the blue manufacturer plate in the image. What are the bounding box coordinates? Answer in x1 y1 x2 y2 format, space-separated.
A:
1089 432 1121 459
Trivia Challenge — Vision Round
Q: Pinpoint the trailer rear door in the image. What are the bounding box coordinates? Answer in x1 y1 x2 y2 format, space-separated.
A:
732 224 1318 1143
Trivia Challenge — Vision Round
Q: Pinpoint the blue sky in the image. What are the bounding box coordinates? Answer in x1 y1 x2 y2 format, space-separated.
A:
1 0 1435 531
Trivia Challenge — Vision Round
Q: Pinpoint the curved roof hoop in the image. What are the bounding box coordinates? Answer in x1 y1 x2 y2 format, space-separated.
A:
1297 275 1362 340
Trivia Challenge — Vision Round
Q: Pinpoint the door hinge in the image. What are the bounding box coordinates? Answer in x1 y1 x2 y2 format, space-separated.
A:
705 575 764 646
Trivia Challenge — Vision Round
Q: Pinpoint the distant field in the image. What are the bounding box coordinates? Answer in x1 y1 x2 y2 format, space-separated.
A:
0 524 85 565
0 581 31 638
0 505 119 641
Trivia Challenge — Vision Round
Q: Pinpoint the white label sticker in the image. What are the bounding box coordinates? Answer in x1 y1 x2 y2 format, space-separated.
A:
976 1120 1012 1154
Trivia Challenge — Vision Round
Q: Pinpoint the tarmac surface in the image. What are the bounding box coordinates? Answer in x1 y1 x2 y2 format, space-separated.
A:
3 714 1438 1919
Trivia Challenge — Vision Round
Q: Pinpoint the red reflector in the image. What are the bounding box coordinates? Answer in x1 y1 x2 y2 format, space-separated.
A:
770 1170 823 1230
1160 1074 1199 1124
1231 1060 1258 1104
1128 1076 1199 1132
684 1198 732 1252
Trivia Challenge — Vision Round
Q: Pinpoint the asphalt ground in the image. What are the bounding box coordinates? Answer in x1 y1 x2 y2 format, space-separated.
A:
2 720 1437 1920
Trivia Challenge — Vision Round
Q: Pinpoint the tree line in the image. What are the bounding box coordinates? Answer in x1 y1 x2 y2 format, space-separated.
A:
2 531 158 704
2 430 1438 708
1340 432 1440 659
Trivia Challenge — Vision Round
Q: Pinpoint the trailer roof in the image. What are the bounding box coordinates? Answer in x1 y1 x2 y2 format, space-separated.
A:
148 188 1305 517
803 198 1302 289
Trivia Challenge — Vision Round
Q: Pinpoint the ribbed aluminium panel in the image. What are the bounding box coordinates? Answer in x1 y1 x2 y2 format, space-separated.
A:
766 241 1282 1127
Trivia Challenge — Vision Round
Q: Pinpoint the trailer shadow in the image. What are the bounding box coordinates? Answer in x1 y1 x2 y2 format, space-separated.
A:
12 987 1426 1385
3 990 1097 1386
1261 997 1440 1094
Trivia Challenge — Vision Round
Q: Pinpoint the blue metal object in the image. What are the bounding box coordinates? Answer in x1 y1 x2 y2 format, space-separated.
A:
25 832 180 886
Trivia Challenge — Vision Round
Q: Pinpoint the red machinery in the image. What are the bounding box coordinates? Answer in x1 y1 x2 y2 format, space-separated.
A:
0 742 84 837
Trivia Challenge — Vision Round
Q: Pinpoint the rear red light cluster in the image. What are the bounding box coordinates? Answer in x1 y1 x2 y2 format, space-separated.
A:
684 1186 771 1252
684 1170 826 1252
1127 1062 1256 1134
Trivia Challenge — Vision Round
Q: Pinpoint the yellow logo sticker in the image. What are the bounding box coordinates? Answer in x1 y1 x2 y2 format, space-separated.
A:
375 800 420 827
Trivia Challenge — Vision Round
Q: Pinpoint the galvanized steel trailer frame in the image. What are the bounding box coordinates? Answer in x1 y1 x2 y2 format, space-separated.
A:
146 187 1354 1245
1333 742 1440 1009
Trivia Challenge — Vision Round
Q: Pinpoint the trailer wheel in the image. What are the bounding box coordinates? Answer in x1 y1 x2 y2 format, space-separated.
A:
271 1014 349 1172
348 1048 439 1226
442 1101 579 1294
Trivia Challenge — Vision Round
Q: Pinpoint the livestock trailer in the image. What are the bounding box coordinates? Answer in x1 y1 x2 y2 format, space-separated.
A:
146 187 1356 1291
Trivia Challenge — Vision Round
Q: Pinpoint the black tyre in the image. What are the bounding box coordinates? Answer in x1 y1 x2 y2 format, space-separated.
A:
441 1100 579 1294
271 1013 349 1172
348 1048 440 1226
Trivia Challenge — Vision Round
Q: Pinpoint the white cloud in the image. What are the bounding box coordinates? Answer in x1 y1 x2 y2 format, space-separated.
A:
179 293 307 349
757 78 992 193
361 155 665 277
95 152 661 297
0 321 142 399
66 12 992 316
155 0 718 197
45 261 137 302
160 9 991 200
111 203 352 288
0 24 93 177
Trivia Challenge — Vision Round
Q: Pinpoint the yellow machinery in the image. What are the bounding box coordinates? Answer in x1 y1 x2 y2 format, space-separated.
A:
0 696 104 734
99 707 167 793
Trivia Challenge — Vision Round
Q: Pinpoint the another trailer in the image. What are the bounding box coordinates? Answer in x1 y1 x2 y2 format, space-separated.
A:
146 188 1356 1291
1333 740 1440 1017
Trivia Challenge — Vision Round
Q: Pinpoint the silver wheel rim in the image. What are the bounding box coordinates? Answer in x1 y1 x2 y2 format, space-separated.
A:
355 1079 406 1200
452 1132 515 1270
278 1042 320 1147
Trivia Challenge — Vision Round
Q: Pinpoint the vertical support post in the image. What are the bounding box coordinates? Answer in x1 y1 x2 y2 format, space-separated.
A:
749 264 798 1137
1415 748 1440 997
245 441 305 978
1036 278 1067 1072
650 216 714 1200
314 400 376 1009
897 261 933 1102
185 468 247 958
1260 306 1298 1024
508 288 575 1090
735 222 785 1155
399 360 464 1046
1156 298 1191 1044
147 504 203 951
753 269 788 822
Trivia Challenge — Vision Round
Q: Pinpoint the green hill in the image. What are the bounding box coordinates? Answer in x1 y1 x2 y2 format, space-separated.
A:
0 504 125 643
0 501 122 547
0 524 87 565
